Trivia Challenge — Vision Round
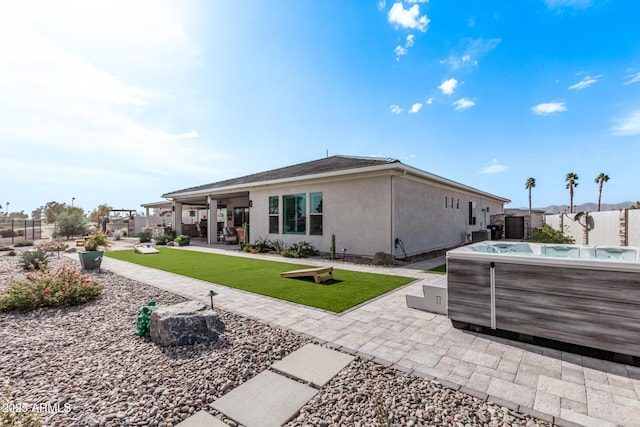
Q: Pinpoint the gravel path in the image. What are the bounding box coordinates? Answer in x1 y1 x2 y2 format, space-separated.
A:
1 248 554 426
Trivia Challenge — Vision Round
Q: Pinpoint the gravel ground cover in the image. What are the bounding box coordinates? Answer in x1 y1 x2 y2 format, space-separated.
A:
1 248 554 426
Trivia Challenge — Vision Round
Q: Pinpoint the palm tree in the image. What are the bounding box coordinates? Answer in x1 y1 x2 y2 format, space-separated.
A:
595 173 609 212
525 177 536 216
565 172 579 213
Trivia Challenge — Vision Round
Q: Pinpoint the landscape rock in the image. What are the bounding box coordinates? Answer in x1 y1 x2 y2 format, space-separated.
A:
150 300 225 347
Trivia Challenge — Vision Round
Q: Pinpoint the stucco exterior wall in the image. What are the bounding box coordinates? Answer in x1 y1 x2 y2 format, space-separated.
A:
392 176 505 256
249 174 392 256
587 211 620 245
628 209 640 246
546 209 640 247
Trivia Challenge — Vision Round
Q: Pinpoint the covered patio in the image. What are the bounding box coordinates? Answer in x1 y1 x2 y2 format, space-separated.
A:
141 190 251 245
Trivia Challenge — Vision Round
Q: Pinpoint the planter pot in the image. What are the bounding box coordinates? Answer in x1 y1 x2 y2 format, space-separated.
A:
79 250 104 270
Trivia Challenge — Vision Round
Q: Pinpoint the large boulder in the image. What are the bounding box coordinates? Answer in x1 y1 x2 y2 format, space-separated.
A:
150 300 225 347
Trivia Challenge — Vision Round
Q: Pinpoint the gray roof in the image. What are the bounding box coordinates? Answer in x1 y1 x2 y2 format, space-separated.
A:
163 155 399 197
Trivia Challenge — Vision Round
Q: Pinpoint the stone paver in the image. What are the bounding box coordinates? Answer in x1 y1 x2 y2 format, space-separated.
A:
271 343 354 387
211 371 317 427
97 245 640 427
175 410 228 427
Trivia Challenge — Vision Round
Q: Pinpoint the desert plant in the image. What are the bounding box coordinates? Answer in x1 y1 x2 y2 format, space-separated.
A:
20 248 49 271
85 232 111 251
0 394 42 427
155 234 172 245
330 234 336 260
270 239 286 254
136 301 158 337
281 241 318 258
0 264 103 312
252 236 273 253
137 230 152 243
174 235 191 246
113 229 123 241
13 240 34 247
529 224 575 243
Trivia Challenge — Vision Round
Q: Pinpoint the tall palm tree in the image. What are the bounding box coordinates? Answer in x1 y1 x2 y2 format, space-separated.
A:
565 172 579 213
525 177 536 216
595 173 609 212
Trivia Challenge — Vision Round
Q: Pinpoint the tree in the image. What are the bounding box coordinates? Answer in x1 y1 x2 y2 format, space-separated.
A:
88 204 112 223
525 177 536 216
31 206 44 221
630 201 640 210
53 206 86 239
44 201 67 223
594 173 609 212
565 172 579 213
8 211 28 220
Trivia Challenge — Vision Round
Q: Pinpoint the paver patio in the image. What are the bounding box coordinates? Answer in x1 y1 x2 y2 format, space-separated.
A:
96 245 640 427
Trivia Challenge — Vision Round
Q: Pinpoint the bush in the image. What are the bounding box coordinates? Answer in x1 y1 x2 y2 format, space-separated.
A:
281 241 318 258
0 229 17 238
529 224 575 243
271 239 286 254
20 248 49 271
155 234 172 245
0 264 103 312
14 240 34 247
39 239 69 253
53 208 87 239
373 251 396 266
85 232 111 251
174 235 190 246
137 230 152 243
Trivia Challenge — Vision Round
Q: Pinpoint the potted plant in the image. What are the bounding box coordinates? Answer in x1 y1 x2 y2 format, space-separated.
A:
79 232 111 270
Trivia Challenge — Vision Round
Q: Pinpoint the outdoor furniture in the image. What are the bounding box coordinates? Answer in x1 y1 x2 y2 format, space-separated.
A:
195 223 206 241
134 244 159 254
280 267 334 284
222 227 238 244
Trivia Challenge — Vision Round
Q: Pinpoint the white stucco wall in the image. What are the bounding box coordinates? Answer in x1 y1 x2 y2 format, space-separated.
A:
249 174 392 256
629 209 640 246
587 211 620 245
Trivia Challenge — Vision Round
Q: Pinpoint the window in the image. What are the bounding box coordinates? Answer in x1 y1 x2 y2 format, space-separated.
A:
269 196 279 234
451 196 454 208
283 194 306 234
309 192 323 236
456 199 459 209
468 201 477 225
445 196 448 208
234 207 249 227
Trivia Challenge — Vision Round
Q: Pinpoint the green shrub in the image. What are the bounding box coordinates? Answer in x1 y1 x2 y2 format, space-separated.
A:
13 240 34 247
271 239 286 254
529 224 575 243
0 264 103 312
155 234 172 245
137 230 152 243
281 241 318 258
53 208 87 239
174 235 191 246
20 248 49 271
0 229 17 238
330 234 336 260
39 239 69 253
252 236 273 253
136 302 157 337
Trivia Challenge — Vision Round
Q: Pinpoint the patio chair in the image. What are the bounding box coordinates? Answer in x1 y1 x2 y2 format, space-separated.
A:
195 223 206 241
222 227 238 244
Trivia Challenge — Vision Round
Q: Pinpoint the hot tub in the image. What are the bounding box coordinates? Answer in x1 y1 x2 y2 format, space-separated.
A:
447 242 640 358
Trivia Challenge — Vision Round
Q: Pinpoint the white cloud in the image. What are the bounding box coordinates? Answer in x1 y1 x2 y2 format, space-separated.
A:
612 110 640 136
405 34 415 48
438 78 459 95
531 101 567 115
545 0 594 10
568 74 601 90
624 72 640 85
425 97 433 105
395 45 407 56
388 2 430 32
409 103 423 114
453 98 475 111
406 0 429 3
377 0 386 11
442 38 500 70
479 159 510 174
390 104 403 114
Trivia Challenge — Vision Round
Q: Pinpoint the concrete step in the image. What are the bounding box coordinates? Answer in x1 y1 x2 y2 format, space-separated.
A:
406 283 447 315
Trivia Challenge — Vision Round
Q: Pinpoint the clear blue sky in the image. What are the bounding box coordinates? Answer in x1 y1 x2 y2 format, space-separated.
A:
2 0 639 216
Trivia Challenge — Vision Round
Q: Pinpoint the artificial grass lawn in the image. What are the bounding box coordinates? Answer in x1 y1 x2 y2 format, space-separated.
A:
426 264 447 274
105 248 414 313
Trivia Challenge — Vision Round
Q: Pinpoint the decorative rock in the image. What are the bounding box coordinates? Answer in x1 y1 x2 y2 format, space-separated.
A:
150 300 225 347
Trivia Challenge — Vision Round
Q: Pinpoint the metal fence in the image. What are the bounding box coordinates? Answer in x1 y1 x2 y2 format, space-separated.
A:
0 219 42 245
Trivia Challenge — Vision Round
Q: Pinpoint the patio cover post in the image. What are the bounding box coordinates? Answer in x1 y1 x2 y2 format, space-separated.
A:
173 201 183 235
207 195 213 244
145 207 150 229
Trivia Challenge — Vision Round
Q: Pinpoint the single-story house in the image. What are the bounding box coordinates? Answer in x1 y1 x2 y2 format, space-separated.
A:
148 155 510 257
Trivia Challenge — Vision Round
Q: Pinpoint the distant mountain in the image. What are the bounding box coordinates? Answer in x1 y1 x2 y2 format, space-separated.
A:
531 202 637 214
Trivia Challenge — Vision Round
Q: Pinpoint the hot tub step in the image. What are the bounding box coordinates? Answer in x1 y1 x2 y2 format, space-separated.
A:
406 284 447 315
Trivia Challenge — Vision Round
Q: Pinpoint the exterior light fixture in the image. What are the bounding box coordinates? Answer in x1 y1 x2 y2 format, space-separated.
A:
208 290 217 309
